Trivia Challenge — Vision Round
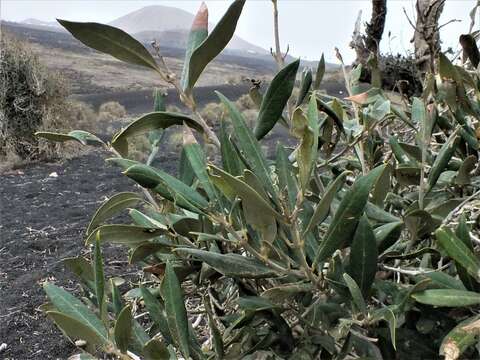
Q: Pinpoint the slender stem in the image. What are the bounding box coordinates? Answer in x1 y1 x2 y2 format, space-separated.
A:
152 47 221 148
271 0 293 119
271 0 284 68
337 50 367 175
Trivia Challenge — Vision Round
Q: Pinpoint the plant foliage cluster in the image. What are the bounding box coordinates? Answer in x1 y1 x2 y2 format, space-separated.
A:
0 35 70 160
37 1 480 359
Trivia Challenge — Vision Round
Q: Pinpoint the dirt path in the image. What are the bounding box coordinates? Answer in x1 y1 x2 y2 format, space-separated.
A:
0 150 176 359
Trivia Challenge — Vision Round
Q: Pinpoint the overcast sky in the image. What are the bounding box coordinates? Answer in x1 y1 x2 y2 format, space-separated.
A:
1 0 475 63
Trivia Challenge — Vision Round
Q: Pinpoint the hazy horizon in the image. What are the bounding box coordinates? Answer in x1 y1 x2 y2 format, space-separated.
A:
1 0 475 63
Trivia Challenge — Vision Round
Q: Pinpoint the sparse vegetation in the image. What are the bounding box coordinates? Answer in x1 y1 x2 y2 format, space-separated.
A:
26 1 480 359
0 35 69 161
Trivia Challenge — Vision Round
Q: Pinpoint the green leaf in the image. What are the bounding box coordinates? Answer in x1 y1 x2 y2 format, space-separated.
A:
129 242 172 263
455 155 477 185
370 164 392 207
412 289 480 307
180 2 208 90
46 311 108 352
185 0 245 90
296 67 313 106
315 97 345 134
140 286 173 345
93 236 106 322
178 147 195 186
440 315 480 360
111 112 203 157
85 225 165 247
292 108 314 192
110 280 123 316
313 54 325 90
343 273 367 315
143 339 170 360
114 305 133 353
160 262 190 359
57 20 159 71
124 164 208 212
428 128 461 190
436 227 480 281
314 165 386 265
128 209 167 229
208 164 283 222
219 120 244 176
63 257 94 287
261 283 312 304
374 221 403 254
455 216 480 292
347 215 378 295
43 283 108 342
216 91 274 193
304 171 350 235
422 272 466 291
237 296 280 311
182 126 218 202
35 130 104 146
174 248 279 278
87 192 144 235
254 59 300 140
276 144 298 211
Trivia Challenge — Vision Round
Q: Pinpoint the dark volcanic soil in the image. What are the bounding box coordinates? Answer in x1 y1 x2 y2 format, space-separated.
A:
0 150 179 360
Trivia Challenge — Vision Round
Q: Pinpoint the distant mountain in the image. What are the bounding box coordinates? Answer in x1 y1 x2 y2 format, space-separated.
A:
21 18 60 28
108 5 267 54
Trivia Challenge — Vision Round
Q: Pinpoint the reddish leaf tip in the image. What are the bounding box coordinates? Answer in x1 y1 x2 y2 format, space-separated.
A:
192 2 208 30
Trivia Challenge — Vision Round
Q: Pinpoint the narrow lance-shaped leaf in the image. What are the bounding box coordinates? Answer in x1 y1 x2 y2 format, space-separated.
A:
111 280 123 316
140 286 173 345
313 53 325 90
161 262 190 358
314 164 386 265
455 216 480 291
219 120 244 176
174 248 279 279
276 144 298 211
304 171 351 235
436 227 480 281
57 19 159 71
94 235 106 323
43 283 109 342
428 127 461 190
292 108 314 192
208 164 283 222
87 192 144 235
143 339 170 360
114 305 133 353
347 215 378 295
36 130 104 146
185 0 245 90
181 2 208 90
296 67 313 106
412 289 480 307
46 311 109 353
216 91 275 195
182 126 219 202
112 112 203 157
123 163 208 212
85 224 165 247
254 59 300 140
343 273 367 315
